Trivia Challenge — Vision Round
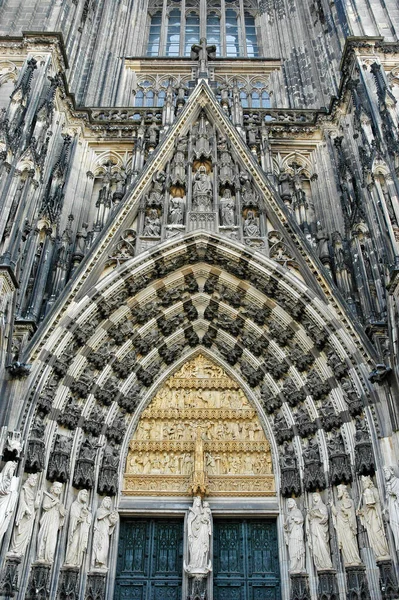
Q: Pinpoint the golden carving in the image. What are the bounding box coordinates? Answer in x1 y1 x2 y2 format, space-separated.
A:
123 354 275 497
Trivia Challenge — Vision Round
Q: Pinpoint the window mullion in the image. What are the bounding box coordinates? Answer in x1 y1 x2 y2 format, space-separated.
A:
221 0 227 56
239 0 246 57
159 0 168 55
200 0 207 39
180 0 186 56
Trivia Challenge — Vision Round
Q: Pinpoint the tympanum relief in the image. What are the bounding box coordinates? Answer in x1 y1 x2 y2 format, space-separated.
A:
124 354 274 497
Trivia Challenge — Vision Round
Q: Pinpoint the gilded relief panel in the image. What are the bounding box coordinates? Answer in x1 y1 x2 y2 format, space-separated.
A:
123 354 275 496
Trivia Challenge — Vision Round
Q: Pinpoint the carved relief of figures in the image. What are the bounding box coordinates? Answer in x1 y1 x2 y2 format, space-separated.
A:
64 489 92 567
9 473 40 557
91 497 119 570
192 166 212 211
142 208 161 237
383 466 399 551
168 196 185 225
284 499 305 573
330 485 361 566
37 482 66 563
185 496 212 574
243 210 260 237
306 492 333 571
358 475 390 560
0 462 18 549
220 189 235 226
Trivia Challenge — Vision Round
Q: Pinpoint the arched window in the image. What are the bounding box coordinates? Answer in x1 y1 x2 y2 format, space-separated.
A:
240 90 248 108
135 90 144 107
245 12 259 57
157 90 166 107
261 91 270 108
226 9 239 57
251 91 260 108
166 8 181 56
207 12 221 57
147 12 162 57
185 11 200 56
145 90 154 107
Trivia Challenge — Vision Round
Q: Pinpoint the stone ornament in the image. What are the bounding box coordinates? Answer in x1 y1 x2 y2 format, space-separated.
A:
306 492 333 571
91 497 119 571
37 482 65 564
357 475 390 561
64 489 92 568
383 466 399 552
330 484 361 566
184 497 212 575
9 473 40 557
0 462 18 549
284 498 305 573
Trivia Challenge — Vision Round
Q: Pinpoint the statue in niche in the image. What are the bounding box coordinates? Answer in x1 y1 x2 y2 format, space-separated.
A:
192 166 212 211
185 496 212 574
142 208 161 237
358 475 390 560
168 195 185 225
218 138 234 185
330 484 361 566
240 172 258 206
145 171 166 207
37 481 66 563
306 492 333 571
171 137 187 185
243 210 260 237
383 466 399 551
9 473 40 557
284 498 305 573
192 113 212 158
91 497 119 571
0 462 18 549
220 189 235 226
64 489 92 567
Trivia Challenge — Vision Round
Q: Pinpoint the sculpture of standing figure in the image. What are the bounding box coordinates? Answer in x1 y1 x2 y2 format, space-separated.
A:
91 497 119 570
383 466 399 551
306 492 333 571
185 496 212 574
64 489 92 567
169 196 185 225
358 475 390 560
9 473 40 557
243 210 260 237
193 166 212 211
37 482 65 563
284 498 305 573
220 189 235 226
0 461 18 550
330 484 362 566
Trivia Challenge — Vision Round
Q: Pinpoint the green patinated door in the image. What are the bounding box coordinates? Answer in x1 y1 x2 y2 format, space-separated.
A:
114 518 184 600
213 519 281 600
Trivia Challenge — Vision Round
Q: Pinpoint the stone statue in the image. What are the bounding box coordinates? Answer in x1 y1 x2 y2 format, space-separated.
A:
191 38 216 76
142 208 161 237
0 461 18 549
284 498 305 573
91 497 119 571
358 475 390 560
9 473 40 557
168 196 185 225
243 210 260 237
193 166 212 211
330 484 362 566
37 481 66 563
64 489 92 567
306 492 333 570
185 496 212 574
383 466 399 551
220 189 235 226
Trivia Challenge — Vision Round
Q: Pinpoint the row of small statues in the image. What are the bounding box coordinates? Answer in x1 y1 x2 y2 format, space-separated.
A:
134 419 264 441
150 388 247 410
0 464 118 571
285 470 399 573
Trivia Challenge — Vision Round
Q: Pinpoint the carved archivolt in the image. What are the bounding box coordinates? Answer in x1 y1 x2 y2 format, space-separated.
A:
124 354 274 497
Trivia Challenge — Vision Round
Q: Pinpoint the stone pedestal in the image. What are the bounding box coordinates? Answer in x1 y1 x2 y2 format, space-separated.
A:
186 571 208 600
85 571 107 600
345 565 370 600
26 562 51 600
56 566 80 600
0 555 21 597
377 560 399 600
317 570 338 600
290 573 311 600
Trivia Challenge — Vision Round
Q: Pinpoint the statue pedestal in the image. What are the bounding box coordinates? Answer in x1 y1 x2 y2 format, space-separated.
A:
317 570 338 600
0 555 21 597
26 562 52 600
377 560 399 600
186 570 209 600
345 565 370 600
85 570 107 600
56 566 79 600
290 573 311 600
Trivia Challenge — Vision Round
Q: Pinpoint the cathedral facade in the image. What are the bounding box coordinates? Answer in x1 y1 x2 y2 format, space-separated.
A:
0 0 399 599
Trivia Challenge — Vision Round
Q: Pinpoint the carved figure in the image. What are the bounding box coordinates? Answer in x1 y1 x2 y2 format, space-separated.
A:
284 499 305 573
306 492 333 570
0 462 18 549
142 209 161 237
220 189 235 226
358 475 390 560
383 466 399 551
185 496 212 574
37 482 65 563
330 484 361 566
191 38 216 75
65 489 92 567
91 497 119 570
169 196 185 225
192 166 212 211
243 210 260 237
9 473 40 557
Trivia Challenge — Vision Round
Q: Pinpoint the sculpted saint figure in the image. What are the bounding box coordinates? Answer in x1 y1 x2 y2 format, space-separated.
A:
91 497 119 570
37 481 65 563
306 492 333 571
243 210 260 237
9 473 40 557
185 496 212 574
169 196 185 225
383 466 399 551
358 475 390 560
284 499 305 573
142 208 161 237
0 461 18 549
193 166 212 211
330 485 361 566
65 489 92 567
220 189 235 226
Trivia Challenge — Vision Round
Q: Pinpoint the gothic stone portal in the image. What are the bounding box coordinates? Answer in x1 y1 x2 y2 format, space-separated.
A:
123 354 275 498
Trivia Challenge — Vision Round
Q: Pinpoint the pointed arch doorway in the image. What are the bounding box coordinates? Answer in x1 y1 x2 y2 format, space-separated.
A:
115 353 280 600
